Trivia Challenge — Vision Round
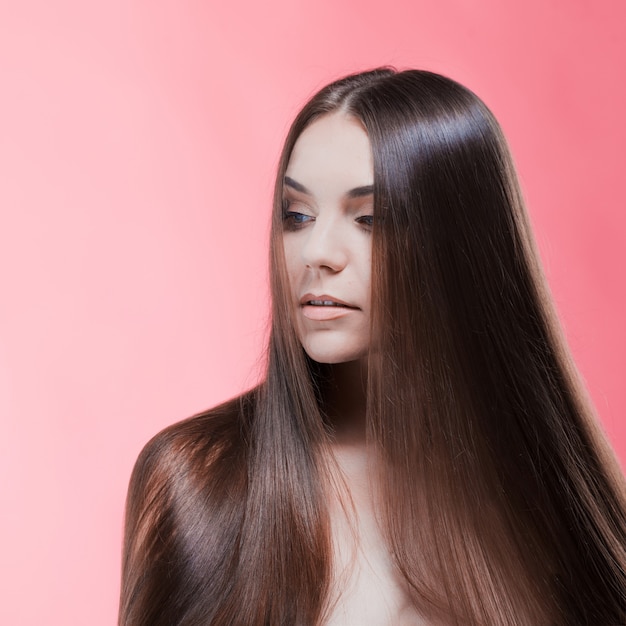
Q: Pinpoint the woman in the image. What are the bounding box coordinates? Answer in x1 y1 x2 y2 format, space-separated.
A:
119 68 626 625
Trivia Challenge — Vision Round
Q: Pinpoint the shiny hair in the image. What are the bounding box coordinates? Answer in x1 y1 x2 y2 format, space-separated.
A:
119 68 626 625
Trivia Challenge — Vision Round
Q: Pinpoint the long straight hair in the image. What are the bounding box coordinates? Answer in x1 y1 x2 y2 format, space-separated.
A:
119 69 626 625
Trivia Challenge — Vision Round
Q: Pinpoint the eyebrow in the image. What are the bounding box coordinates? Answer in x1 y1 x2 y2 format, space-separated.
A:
284 176 373 199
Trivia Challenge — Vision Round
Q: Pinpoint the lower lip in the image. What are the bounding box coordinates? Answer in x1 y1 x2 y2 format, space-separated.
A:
301 305 357 321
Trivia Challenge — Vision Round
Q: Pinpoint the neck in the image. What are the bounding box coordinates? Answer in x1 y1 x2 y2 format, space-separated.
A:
321 359 368 446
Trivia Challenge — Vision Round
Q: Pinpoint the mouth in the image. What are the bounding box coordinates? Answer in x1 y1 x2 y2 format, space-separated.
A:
299 294 359 309
299 294 359 321
306 299 352 307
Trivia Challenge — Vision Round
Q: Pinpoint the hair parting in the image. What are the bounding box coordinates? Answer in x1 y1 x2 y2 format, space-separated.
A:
120 68 626 625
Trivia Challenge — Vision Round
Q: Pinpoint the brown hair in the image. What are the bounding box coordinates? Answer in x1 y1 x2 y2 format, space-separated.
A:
119 68 626 625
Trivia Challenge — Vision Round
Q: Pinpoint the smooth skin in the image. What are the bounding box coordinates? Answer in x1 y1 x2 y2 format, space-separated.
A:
282 113 427 625
282 112 373 366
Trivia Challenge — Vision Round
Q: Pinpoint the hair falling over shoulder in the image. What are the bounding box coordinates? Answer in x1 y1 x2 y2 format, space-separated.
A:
119 68 626 625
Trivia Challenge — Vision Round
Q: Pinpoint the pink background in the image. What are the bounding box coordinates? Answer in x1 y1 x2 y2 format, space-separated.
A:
1 1 625 623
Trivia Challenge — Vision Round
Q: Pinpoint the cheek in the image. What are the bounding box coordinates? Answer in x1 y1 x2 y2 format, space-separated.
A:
282 238 293 270
360 249 373 295
282 239 301 289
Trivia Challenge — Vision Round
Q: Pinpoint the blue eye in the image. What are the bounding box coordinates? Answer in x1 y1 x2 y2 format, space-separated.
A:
282 210 313 231
288 212 309 223
357 215 374 228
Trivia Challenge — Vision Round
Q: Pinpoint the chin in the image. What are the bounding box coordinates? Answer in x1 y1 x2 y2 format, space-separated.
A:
301 341 368 365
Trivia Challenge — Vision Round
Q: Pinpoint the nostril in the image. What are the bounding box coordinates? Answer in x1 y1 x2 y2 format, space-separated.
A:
300 237 348 272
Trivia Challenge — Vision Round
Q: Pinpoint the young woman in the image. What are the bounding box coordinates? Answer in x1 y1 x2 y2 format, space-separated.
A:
119 68 626 625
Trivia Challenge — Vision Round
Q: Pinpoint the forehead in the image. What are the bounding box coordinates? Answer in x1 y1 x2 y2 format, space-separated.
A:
285 113 374 195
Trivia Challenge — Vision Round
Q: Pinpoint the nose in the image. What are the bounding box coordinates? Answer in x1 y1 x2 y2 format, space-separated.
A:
300 215 348 272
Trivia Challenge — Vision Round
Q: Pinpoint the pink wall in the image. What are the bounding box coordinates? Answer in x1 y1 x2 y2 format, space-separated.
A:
1 1 624 623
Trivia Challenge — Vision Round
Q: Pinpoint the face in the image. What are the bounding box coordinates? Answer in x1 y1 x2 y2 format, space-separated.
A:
282 113 374 364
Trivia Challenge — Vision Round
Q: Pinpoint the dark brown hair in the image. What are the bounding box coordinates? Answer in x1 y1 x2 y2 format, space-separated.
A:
119 68 626 625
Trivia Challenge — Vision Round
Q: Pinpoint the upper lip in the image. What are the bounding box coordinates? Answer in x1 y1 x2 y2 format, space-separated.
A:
299 293 359 309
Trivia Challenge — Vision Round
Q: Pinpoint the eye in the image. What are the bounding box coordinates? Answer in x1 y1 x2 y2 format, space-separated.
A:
282 201 314 231
356 215 374 229
285 211 312 224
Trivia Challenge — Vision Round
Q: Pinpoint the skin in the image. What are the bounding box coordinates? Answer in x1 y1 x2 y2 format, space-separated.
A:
282 113 427 625
282 112 374 368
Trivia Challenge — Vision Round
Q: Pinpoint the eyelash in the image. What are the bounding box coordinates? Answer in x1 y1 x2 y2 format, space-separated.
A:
282 211 312 230
356 215 374 228
281 203 374 232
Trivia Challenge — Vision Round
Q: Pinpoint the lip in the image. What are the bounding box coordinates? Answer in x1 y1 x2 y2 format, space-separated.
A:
299 293 359 321
299 293 358 308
